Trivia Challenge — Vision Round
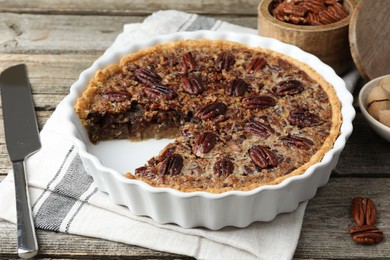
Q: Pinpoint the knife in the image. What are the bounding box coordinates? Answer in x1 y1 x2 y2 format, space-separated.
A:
0 64 40 258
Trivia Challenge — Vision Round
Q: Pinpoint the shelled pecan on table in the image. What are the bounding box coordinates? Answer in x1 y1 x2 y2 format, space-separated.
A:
348 197 385 245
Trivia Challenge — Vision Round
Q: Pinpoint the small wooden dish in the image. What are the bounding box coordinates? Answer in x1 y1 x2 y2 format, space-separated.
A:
258 0 357 75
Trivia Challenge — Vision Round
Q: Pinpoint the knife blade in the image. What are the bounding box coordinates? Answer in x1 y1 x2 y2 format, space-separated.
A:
0 64 40 258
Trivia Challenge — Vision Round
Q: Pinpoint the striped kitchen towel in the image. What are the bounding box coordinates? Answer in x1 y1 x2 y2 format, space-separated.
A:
0 10 359 260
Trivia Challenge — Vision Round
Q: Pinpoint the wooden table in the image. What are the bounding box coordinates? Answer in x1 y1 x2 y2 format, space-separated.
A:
1 1 389 259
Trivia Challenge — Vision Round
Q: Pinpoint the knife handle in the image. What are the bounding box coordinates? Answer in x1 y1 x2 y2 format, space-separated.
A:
13 161 38 259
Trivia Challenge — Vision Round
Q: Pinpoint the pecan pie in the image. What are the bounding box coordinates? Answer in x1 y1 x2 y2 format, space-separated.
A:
75 39 342 193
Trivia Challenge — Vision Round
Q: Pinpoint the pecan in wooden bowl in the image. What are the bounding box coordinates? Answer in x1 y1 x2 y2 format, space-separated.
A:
58 31 354 229
258 0 357 75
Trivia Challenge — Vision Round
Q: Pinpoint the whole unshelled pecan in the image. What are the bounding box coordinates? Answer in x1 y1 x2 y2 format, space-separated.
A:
159 154 184 176
213 158 234 177
242 95 276 109
181 76 204 95
225 79 248 97
215 52 235 72
193 132 218 155
135 67 162 86
195 102 227 120
248 145 278 169
273 79 304 96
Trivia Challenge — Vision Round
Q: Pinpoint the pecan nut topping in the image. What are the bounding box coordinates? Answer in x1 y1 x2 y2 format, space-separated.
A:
180 52 197 73
273 80 304 97
245 119 274 138
144 85 178 100
159 154 184 176
135 67 162 87
195 102 227 120
193 132 218 155
246 57 267 73
242 95 276 109
248 145 278 169
213 158 234 177
181 76 204 95
101 90 131 102
288 108 322 127
225 78 248 97
215 52 235 72
281 135 314 150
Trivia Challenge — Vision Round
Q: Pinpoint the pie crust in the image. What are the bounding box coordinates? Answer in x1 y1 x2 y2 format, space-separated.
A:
75 39 342 193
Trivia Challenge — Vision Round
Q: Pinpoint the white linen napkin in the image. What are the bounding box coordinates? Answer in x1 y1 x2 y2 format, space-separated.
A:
0 10 359 260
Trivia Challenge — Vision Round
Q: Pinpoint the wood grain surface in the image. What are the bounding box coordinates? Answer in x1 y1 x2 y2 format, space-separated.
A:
1 0 390 259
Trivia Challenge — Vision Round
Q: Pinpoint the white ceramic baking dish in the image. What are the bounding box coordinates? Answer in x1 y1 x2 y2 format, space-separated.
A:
56 30 355 229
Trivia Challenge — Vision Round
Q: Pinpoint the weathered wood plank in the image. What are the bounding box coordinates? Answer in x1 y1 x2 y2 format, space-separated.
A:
0 220 192 259
0 13 140 54
0 54 100 93
297 177 390 258
1 177 388 259
0 0 260 16
0 13 258 55
335 113 390 175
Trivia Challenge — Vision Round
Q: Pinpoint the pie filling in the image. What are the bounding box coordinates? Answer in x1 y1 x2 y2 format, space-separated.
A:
75 39 342 193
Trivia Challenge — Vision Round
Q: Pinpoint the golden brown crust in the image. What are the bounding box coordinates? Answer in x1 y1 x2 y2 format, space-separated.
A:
75 39 342 193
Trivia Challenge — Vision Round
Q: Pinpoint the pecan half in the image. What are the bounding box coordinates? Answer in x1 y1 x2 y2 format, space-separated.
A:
215 52 235 72
135 67 162 86
245 119 274 138
352 232 385 245
193 132 218 155
352 197 377 226
288 108 322 127
284 4 307 17
273 80 304 96
101 90 131 102
195 102 227 120
246 57 267 73
180 52 197 73
300 0 326 14
225 79 248 97
318 9 338 24
281 135 314 150
181 76 204 95
144 85 177 100
348 225 384 245
242 95 276 109
159 154 184 176
213 158 234 177
248 145 278 169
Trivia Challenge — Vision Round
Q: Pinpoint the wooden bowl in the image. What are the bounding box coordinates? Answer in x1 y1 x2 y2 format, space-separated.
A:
258 0 357 75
